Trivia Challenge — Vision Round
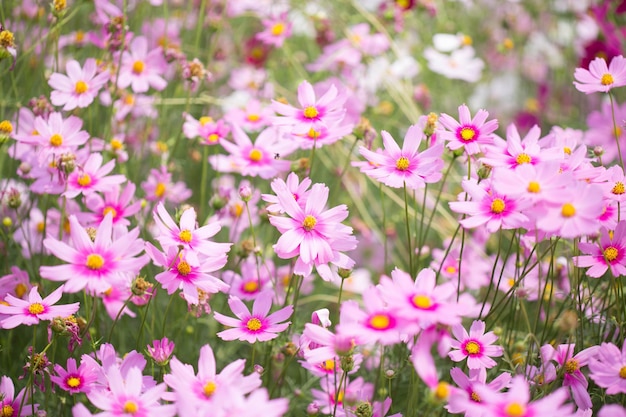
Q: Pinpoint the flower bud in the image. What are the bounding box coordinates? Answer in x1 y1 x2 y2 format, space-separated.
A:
306 403 319 416
239 185 252 202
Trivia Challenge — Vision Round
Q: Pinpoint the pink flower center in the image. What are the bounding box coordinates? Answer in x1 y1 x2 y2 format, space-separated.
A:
411 294 433 309
103 206 118 219
463 340 481 355
303 106 319 119
28 302 45 315
396 157 410 171
458 126 476 141
243 280 259 293
601 73 614 86
246 317 262 331
246 113 260 122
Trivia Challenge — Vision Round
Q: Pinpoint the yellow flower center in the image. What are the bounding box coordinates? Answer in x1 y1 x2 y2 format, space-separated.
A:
75 80 88 94
619 366 626 379
527 181 540 193
246 317 262 331
28 302 45 315
369 314 391 330
412 294 432 309
464 341 481 355
203 381 217 397
434 382 450 400
246 113 260 122
307 128 321 139
459 127 476 141
561 203 576 218
601 73 614 86
231 203 244 218
123 400 138 415
302 215 317 231
564 359 579 374
505 402 526 417
470 391 481 402
103 206 117 219
179 230 192 243
243 281 259 293
0 120 13 134
86 254 105 270
303 106 319 119
132 60 145 74
249 148 263 162
77 174 92 187
1 405 14 417
207 133 219 143
75 30 85 42
563 146 572 155
110 139 123 150
66 376 81 388
491 198 506 214
199 116 213 126
271 22 286 36
321 359 335 371
50 133 63 147
0 30 15 47
612 182 625 195
177 260 191 276
604 246 619 262
396 156 410 171
445 265 457 274
516 153 531 164
15 283 27 299
155 182 166 198
124 94 135 105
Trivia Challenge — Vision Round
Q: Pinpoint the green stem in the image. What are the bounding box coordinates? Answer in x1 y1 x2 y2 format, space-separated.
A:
403 182 414 276
609 92 625 169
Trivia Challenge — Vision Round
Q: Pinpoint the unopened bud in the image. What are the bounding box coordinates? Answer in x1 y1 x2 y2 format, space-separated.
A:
338 268 352 279
477 164 492 180
353 401 373 417
593 146 604 157
132 276 152 296
306 403 319 416
239 185 252 202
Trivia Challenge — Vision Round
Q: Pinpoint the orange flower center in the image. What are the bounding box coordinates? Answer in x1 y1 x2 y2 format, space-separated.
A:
491 198 505 214
75 80 88 94
179 230 192 243
77 174 92 187
605 246 619 262
246 317 262 331
561 203 576 218
86 254 105 270
249 148 263 162
303 106 319 119
302 215 317 231
132 60 145 74
601 73 614 86
50 133 63 147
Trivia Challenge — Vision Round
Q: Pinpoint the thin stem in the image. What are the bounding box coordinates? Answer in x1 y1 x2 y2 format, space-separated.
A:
609 92 624 169
403 182 414 276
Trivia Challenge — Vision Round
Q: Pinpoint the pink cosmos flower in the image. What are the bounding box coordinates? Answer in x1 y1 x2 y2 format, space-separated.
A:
40 214 149 294
85 182 142 230
141 166 192 203
437 104 498 155
152 203 232 259
446 367 511 416
0 285 79 329
49 58 110 110
262 172 312 214
0 266 31 301
117 35 168 93
64 153 126 199
268 180 357 281
86 366 175 417
586 101 626 163
602 165 626 202
182 115 230 145
217 125 294 179
256 13 292 47
214 291 293 343
0 376 38 417
222 258 272 301
574 222 626 277
573 55 626 94
145 244 229 305
310 376 373 417
599 405 626 417
164 343 261 416
449 178 529 233
272 80 347 136
541 343 599 410
449 320 503 370
51 357 99 394
588 340 626 394
359 124 444 189
474 375 574 417
224 99 274 132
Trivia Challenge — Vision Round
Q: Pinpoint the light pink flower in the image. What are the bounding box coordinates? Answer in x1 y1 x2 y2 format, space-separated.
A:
449 320 503 370
359 124 444 189
574 222 626 277
261 172 312 214
574 55 626 94
588 340 626 395
0 285 79 329
64 153 126 199
141 166 192 203
213 291 293 343
117 35 168 93
255 13 292 47
437 104 498 155
49 58 109 110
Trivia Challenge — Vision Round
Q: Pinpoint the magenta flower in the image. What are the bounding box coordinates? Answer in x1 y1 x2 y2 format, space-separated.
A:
449 178 529 233
437 104 498 155
40 214 149 294
268 180 357 280
256 12 292 47
574 222 626 278
64 153 126 199
0 376 38 417
141 166 192 203
0 285 79 329
117 35 168 93
213 291 293 343
261 172 312 214
50 357 99 394
87 366 175 417
224 99 274 133
152 203 232 259
449 320 503 370
589 340 626 394
359 124 444 189
49 58 109 110
85 182 142 230
218 125 294 179
574 55 626 94
146 337 175 366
